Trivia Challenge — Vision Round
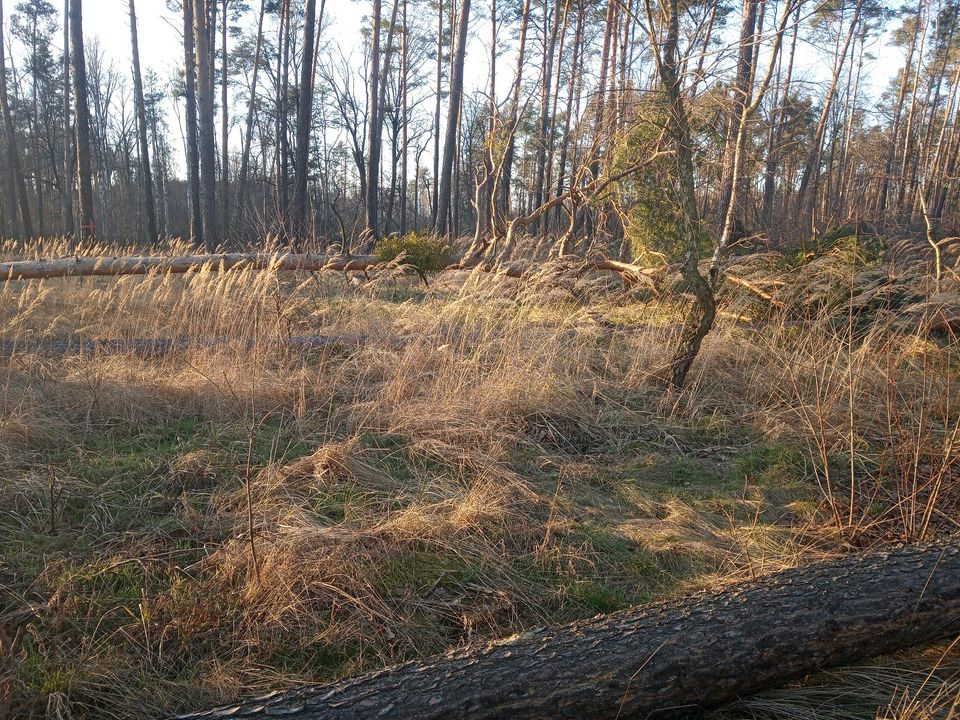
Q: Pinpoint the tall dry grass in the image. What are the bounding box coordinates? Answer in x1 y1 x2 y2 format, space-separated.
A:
0 237 957 718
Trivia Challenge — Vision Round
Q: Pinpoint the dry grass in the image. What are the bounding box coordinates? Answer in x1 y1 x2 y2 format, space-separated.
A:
0 236 957 719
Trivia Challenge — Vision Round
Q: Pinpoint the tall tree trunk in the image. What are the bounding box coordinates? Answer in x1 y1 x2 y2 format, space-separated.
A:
70 0 94 241
433 0 471 236
795 0 865 228
373 0 402 237
364 0 383 240
474 0 497 243
194 0 218 249
761 2 800 227
497 0 531 223
399 0 409 236
554 0 583 242
184 0 202 245
532 0 561 233
220 0 229 235
0 0 35 238
712 0 796 282
234 0 265 225
276 0 291 232
543 0 571 237
876 0 921 218
62 0 74 236
431 0 443 226
644 0 715 389
716 0 760 235
294 0 318 244
128 0 158 243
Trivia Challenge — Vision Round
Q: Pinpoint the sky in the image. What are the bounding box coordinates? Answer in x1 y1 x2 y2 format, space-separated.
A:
81 0 366 85
15 0 907 176
77 0 902 103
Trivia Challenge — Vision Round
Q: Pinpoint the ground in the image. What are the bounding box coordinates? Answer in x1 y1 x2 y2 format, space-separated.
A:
0 237 958 719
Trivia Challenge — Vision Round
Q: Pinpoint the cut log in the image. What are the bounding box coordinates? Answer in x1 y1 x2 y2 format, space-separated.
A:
0 253 379 281
170 539 960 720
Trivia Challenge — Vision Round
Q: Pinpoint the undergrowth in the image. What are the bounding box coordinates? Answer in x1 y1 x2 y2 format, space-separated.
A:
0 237 957 719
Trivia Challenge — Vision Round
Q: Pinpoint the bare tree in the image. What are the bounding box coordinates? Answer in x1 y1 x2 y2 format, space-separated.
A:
0 0 34 237
194 0 217 249
128 0 158 243
294 0 318 244
70 0 94 240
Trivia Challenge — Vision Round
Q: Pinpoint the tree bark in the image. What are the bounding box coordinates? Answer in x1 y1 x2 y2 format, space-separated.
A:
795 0 866 226
644 0 715 389
62 0 74 236
399 0 409 236
220 0 229 234
128 0 158 243
433 0 471 236
234 0 266 226
531 0 561 231
496 0 531 224
716 0 759 237
364 0 383 240
168 540 960 720
194 0 218 249
184 0 202 245
430 0 443 225
294 0 318 245
69 0 94 241
0 0 34 239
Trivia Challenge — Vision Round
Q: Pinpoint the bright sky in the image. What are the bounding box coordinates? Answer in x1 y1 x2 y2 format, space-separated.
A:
23 0 904 176
81 0 367 81
78 0 904 101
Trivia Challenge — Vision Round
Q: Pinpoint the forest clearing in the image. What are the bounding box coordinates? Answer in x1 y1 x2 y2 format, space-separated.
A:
2 0 960 716
1 233 959 719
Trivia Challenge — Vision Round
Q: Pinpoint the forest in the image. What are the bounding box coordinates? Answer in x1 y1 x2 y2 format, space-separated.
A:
0 0 959 718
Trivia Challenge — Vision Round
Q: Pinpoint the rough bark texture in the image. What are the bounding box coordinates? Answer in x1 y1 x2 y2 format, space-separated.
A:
646 0 715 389
294 0 317 244
0 0 34 238
168 540 960 720
433 0 470 235
194 0 218 249
364 0 382 240
183 0 202 245
69 0 95 241
128 0 158 243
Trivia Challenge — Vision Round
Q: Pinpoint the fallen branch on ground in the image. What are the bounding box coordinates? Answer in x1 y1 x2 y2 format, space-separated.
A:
0 335 365 358
726 272 787 307
0 253 379 281
0 251 661 287
169 538 960 720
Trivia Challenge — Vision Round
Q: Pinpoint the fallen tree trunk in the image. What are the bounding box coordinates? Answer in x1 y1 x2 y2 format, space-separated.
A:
0 251 660 286
0 253 379 281
0 334 365 358
170 539 960 720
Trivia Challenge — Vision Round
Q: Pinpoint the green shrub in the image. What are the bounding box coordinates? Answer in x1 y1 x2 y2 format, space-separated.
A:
608 110 711 265
375 232 453 274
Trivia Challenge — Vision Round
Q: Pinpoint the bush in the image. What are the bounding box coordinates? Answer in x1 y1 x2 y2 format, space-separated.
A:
608 109 711 265
375 232 453 274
